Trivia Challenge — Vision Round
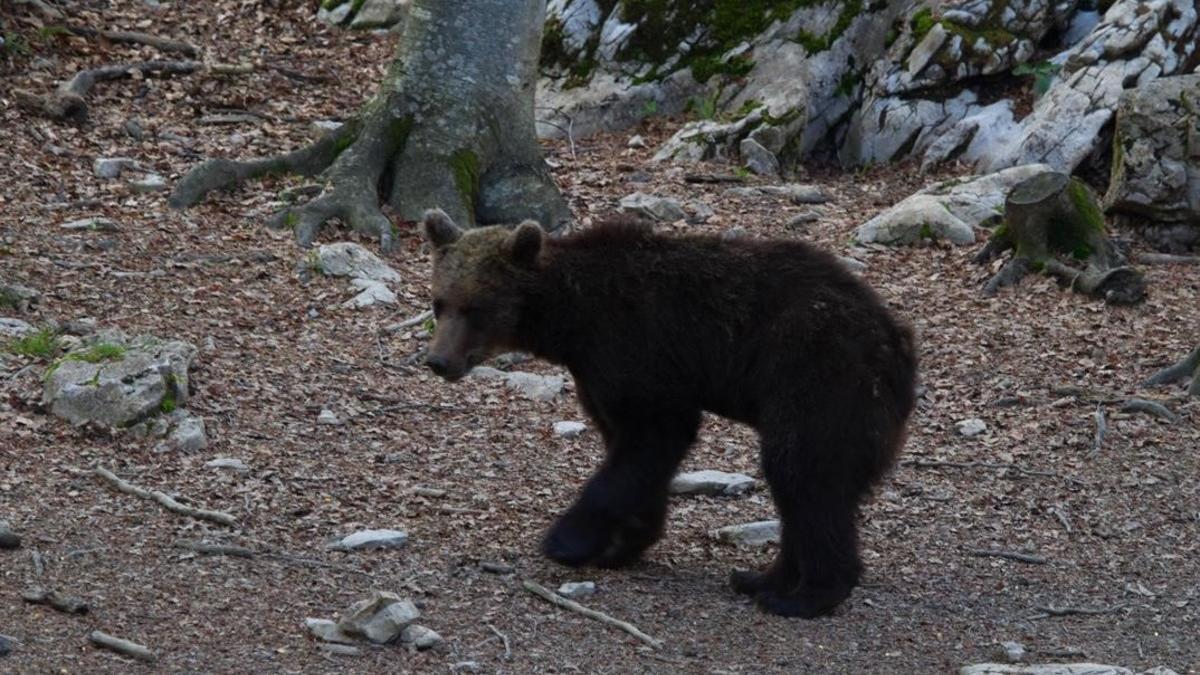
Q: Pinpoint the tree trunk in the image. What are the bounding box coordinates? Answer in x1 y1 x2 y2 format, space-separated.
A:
169 0 570 250
979 171 1146 305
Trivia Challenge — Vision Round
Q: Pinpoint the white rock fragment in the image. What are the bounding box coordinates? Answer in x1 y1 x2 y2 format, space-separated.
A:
670 470 757 496
304 618 356 645
714 520 780 547
553 421 587 438
317 409 340 426
400 624 443 650
557 581 596 599
329 529 409 551
204 457 249 472
956 418 987 437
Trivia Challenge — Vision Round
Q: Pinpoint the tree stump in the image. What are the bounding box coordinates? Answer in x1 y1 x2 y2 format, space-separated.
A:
976 171 1146 305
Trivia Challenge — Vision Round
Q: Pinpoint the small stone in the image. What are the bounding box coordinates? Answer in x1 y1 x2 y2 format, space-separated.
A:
759 184 830 204
204 457 249 472
304 618 356 645
317 409 340 425
338 592 420 644
0 283 40 312
343 278 397 309
994 641 1026 663
671 470 757 496
627 134 647 148
60 217 120 232
314 242 402 283
956 418 987 437
480 561 514 574
502 371 565 402
721 227 748 241
316 642 361 656
129 174 168 193
557 581 596 599
400 624 443 650
553 421 587 438
687 201 715 224
93 157 138 179
837 256 868 274
330 529 408 551
0 632 14 656
785 211 821 229
714 520 780 547
740 138 779 176
619 192 686 222
0 520 21 550
124 119 145 140
169 412 207 451
62 317 98 335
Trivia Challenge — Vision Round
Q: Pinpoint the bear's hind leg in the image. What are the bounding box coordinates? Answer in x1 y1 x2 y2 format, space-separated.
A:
542 408 699 568
738 434 865 618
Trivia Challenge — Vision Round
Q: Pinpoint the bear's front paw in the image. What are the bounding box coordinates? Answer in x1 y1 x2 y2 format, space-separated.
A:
541 515 612 567
754 584 853 619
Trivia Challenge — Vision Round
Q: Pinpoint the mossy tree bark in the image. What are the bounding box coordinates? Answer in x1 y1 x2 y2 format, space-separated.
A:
169 0 570 250
975 171 1146 305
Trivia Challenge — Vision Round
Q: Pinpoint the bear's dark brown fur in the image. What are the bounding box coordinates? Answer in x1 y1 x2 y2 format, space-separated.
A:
421 209 917 618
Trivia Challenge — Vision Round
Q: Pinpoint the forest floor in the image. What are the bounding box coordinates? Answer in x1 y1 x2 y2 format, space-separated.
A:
1 2 1198 674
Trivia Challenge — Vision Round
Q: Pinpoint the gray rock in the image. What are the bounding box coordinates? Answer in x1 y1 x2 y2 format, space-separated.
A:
480 561 515 574
313 243 401 283
93 157 138 179
721 227 749 241
856 165 1051 246
0 283 39 312
686 201 715 224
468 368 566 402
0 520 20 550
554 421 587 438
43 335 196 428
714 520 781 547
60 217 120 232
960 666 1135 675
338 592 420 644
316 642 362 656
168 411 207 451
0 318 34 338
956 418 987 437
1104 74 1200 229
316 2 353 25
837 256 868 274
627 134 647 148
0 632 13 656
786 211 821 229
995 641 1027 663
317 409 340 426
62 317 97 336
740 138 779 176
557 581 596 599
129 174 168 193
304 618 356 644
204 457 249 472
619 192 686 222
349 0 406 29
343 278 397 309
330 529 408 551
400 624 443 650
670 470 757 496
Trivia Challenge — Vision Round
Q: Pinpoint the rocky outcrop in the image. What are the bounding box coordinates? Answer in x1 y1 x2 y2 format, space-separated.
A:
1104 73 1200 247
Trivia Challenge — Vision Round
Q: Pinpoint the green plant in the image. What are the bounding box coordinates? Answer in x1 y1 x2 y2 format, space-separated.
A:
1014 61 1061 97
7 328 59 359
640 99 659 118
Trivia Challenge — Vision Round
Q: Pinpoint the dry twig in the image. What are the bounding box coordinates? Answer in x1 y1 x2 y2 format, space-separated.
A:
94 467 237 526
66 26 199 57
1032 603 1126 619
1090 406 1106 457
523 580 663 649
89 630 156 662
901 459 1086 486
488 624 512 659
967 548 1048 565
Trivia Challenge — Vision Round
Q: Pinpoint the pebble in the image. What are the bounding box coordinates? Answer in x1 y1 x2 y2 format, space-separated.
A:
956 418 987 437
317 409 341 425
553 421 587 438
0 521 20 550
93 157 138 179
670 470 757 496
129 174 168 193
994 640 1026 663
204 457 249 472
60 217 120 232
480 561 515 575
0 632 14 656
304 618 355 645
339 592 420 644
169 413 208 452
557 581 596 599
329 529 409 551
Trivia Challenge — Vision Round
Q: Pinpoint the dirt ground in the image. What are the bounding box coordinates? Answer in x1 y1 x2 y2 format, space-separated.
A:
1 2 1198 673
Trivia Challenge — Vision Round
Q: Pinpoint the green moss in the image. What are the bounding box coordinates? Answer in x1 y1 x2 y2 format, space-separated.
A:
1067 179 1105 233
321 0 347 9
284 211 300 230
160 386 177 414
7 328 59 359
790 0 861 54
910 8 935 42
449 149 480 213
835 69 861 97
385 115 413 154
731 98 764 120
919 223 935 239
45 342 127 379
541 15 569 70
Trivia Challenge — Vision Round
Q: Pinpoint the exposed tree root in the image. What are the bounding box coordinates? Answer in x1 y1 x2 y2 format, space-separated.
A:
89 631 156 663
1144 345 1200 396
977 171 1146 305
15 60 199 122
94 467 237 526
65 25 199 57
523 580 663 649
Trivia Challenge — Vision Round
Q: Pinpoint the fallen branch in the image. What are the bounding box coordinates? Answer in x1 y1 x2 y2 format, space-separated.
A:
1032 603 1126 619
94 467 237 527
1089 406 1106 457
967 548 1048 565
487 624 512 659
174 540 255 558
523 580 663 649
14 0 63 21
1119 398 1178 423
89 630 156 663
66 26 199 57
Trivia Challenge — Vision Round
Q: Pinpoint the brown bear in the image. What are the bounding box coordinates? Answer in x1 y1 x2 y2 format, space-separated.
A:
420 209 916 618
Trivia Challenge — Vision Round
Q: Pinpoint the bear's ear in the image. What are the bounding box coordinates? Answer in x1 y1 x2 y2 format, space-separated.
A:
421 208 462 250
506 220 544 268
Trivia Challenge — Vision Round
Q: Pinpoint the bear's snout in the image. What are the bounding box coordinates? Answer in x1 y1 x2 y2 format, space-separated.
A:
425 354 464 381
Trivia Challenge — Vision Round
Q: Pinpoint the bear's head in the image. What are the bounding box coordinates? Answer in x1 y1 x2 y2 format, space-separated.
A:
420 208 544 381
